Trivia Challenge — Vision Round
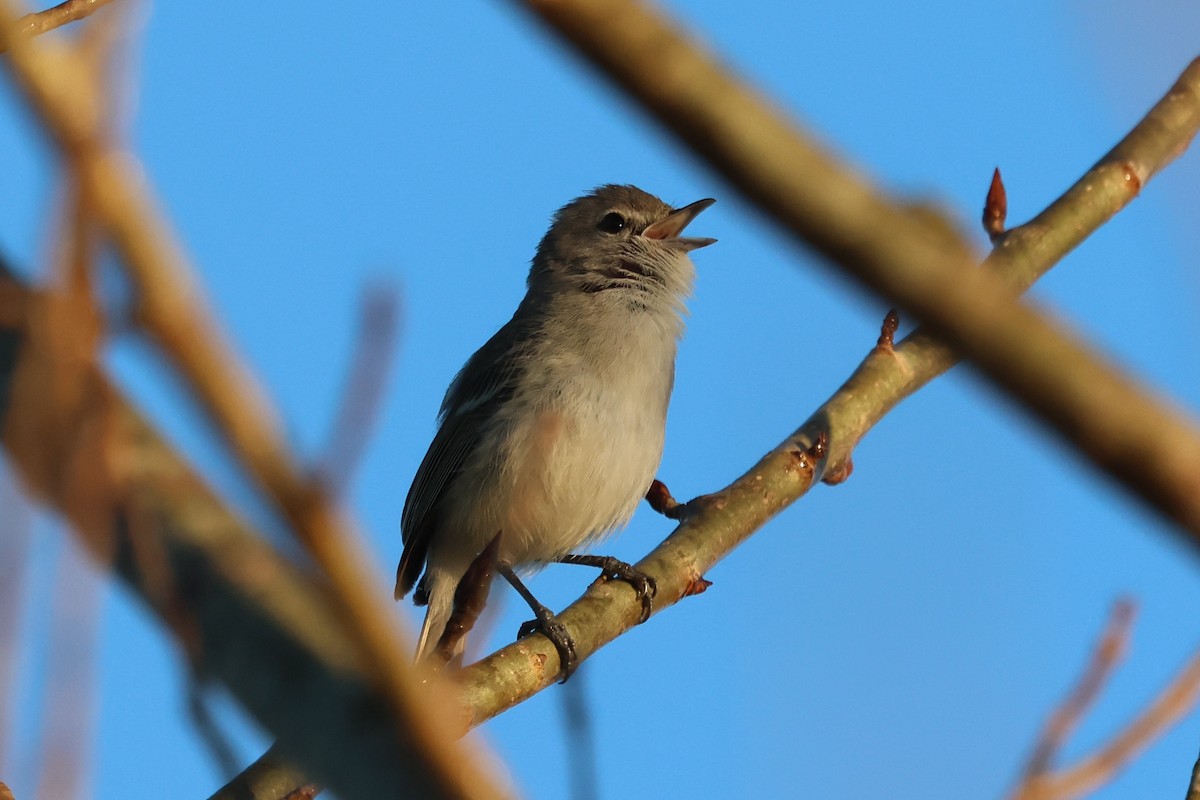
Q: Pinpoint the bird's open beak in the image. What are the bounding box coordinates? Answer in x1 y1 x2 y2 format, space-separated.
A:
643 198 717 252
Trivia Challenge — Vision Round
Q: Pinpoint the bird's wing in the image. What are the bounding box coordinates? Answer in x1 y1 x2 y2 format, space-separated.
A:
395 317 529 599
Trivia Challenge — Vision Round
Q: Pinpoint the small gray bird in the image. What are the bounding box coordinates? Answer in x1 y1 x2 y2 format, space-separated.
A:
396 184 714 676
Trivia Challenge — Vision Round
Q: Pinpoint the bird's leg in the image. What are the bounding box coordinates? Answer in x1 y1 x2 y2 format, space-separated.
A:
554 554 657 623
498 564 578 682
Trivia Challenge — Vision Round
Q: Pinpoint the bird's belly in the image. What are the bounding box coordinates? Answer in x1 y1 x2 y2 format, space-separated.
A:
497 387 666 565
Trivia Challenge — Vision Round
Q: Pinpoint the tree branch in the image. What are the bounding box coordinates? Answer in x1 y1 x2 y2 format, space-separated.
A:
511 0 1200 539
1020 600 1136 780
455 44 1200 723
0 9 506 800
0 0 113 54
1011 628 1200 800
0 262 501 800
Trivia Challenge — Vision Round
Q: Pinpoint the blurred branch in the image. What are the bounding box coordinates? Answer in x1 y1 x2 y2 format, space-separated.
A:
316 286 400 495
0 8 505 800
207 743 312 800
457 46 1200 723
1020 599 1136 780
31 536 102 800
0 0 113 53
512 0 1200 538
1010 620 1200 800
0 259 501 799
0 463 32 774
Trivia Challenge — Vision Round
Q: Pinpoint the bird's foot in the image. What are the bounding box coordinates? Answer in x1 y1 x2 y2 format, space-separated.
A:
499 564 578 681
557 554 657 623
516 609 578 682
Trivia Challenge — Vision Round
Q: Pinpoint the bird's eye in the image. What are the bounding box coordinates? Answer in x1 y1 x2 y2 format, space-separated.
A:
597 212 627 234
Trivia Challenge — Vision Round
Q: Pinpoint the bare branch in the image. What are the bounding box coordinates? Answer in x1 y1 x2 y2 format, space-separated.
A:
0 259 502 800
30 538 103 800
0 465 32 772
456 53 1200 724
511 0 1200 544
1012 635 1200 800
0 0 113 54
316 286 400 495
0 10 506 800
1019 600 1136 782
207 744 312 800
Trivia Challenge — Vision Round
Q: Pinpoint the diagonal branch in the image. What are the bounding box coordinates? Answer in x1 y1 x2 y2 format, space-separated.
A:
456 45 1200 723
0 0 113 54
511 0 1200 539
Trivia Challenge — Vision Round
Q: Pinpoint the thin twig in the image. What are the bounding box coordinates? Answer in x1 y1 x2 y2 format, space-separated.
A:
187 682 241 781
1020 599 1137 781
0 465 33 774
316 286 400 496
30 536 103 800
0 0 113 53
513 0 1200 542
1012 643 1200 800
561 668 599 800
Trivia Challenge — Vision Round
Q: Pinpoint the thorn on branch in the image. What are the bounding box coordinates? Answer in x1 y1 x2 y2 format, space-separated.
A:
682 575 713 597
983 167 1008 243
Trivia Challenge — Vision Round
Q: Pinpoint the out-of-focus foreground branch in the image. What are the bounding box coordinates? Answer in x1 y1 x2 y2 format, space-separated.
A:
0 260 505 799
514 0 1200 539
0 8 443 772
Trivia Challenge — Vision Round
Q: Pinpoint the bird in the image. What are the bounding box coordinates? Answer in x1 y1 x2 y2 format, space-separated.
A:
395 184 715 678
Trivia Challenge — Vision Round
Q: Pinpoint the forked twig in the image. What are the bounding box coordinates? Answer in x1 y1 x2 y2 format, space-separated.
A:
1010 602 1200 800
1020 600 1136 781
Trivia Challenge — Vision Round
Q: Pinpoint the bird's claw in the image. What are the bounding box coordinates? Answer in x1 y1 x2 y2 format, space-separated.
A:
608 570 656 623
518 613 578 682
596 560 657 623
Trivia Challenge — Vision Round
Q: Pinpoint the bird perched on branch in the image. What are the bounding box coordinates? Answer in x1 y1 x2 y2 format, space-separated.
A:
396 184 715 679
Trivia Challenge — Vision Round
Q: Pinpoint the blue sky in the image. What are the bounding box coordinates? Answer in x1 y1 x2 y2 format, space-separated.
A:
2 1 1200 798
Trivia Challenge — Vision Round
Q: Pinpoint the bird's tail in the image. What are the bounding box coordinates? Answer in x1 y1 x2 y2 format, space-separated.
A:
413 577 467 665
